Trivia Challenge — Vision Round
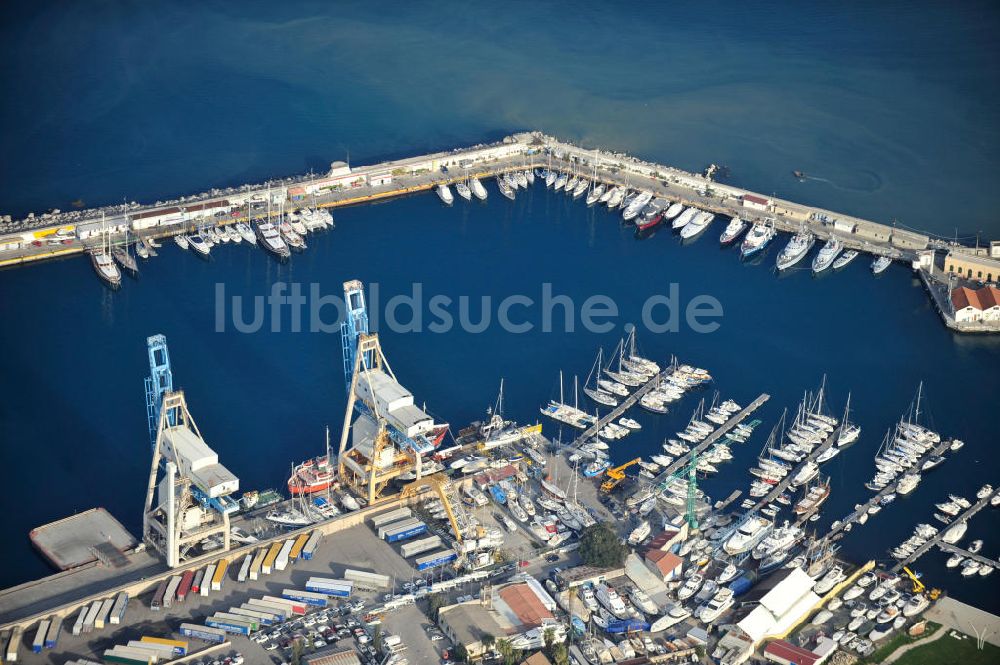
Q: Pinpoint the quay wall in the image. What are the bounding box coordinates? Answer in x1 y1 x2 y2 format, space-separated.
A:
0 131 979 271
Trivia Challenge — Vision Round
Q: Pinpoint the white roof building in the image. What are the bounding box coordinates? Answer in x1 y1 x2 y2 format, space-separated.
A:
736 567 819 643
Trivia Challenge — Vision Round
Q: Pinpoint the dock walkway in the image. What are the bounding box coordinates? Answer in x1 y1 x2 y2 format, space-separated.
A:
890 489 997 573
571 369 668 447
936 542 998 569
748 426 842 518
651 393 770 484
822 436 959 547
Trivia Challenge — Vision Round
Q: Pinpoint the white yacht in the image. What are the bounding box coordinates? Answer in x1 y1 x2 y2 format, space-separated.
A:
235 221 257 243
664 201 685 220
585 183 606 206
872 255 893 274
719 216 747 244
255 221 290 259
896 472 921 495
697 588 735 623
596 583 629 619
455 182 472 201
723 515 771 555
679 211 715 239
676 574 703 600
752 522 803 560
497 175 515 200
942 520 967 544
606 186 625 207
791 461 820 487
188 233 211 257
740 219 776 257
670 207 697 230
90 249 122 287
436 184 454 205
174 234 189 250
628 521 651 545
470 177 488 200
832 249 859 269
776 230 815 271
812 237 843 273
814 565 846 594
622 191 653 221
629 587 659 615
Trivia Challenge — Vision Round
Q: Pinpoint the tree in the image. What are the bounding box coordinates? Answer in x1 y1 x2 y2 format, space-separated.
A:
496 638 522 665
579 522 627 568
550 643 570 665
543 627 556 654
482 633 496 650
453 643 468 663
426 592 446 620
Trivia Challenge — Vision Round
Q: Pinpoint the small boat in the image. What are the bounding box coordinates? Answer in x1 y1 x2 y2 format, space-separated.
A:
872 255 893 274
620 418 641 430
437 184 454 205
719 217 747 244
776 229 815 271
112 245 139 277
586 183 606 206
470 177 488 200
235 221 257 243
255 221 290 259
174 234 189 250
497 176 516 200
679 211 715 240
832 249 859 269
969 539 983 554
455 182 472 201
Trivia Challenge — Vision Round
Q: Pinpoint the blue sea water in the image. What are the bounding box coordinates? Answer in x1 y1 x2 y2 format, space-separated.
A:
1 0 999 611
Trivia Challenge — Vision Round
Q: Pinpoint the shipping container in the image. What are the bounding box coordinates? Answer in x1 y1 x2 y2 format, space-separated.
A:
201 564 216 596
262 541 282 574
95 598 114 629
261 595 306 615
415 549 458 571
344 568 391 590
211 558 229 591
289 533 309 561
249 547 267 580
71 606 87 635
177 570 194 601
164 575 182 608
370 507 412 528
127 640 173 658
237 553 253 582
301 530 322 560
32 619 50 653
139 636 188 656
385 522 428 543
191 568 205 594
82 601 101 632
275 539 294 571
245 598 289 619
377 517 421 539
179 623 227 644
102 646 155 664
110 592 130 624
304 578 353 597
5 625 23 661
206 616 252 636
44 616 62 648
229 606 276 625
151 578 169 610
281 588 329 607
400 535 442 558
213 611 258 631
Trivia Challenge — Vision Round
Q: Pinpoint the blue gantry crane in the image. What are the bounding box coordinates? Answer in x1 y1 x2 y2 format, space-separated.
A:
144 334 174 450
340 279 370 390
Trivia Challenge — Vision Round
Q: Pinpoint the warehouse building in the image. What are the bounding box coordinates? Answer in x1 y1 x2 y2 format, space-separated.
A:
945 251 1000 284
951 285 1000 323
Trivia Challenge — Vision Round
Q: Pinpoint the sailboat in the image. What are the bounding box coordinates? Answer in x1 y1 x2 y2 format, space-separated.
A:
540 371 598 429
583 349 619 408
112 225 139 277
455 174 472 201
837 393 861 447
90 218 122 288
497 174 516 200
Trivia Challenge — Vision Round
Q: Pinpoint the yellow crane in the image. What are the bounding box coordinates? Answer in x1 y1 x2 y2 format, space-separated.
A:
903 566 941 599
600 458 642 493
399 473 466 543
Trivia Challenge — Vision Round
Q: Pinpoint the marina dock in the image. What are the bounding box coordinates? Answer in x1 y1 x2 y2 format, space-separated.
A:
570 368 669 447
748 426 842 517
0 131 969 270
822 435 960 547
650 393 770 484
890 489 998 573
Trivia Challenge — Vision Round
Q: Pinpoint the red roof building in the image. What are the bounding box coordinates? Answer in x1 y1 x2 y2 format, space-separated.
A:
952 285 1000 323
763 639 822 665
644 549 684 581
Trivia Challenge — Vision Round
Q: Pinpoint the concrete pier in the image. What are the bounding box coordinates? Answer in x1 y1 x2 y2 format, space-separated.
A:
0 131 968 270
890 488 997 573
